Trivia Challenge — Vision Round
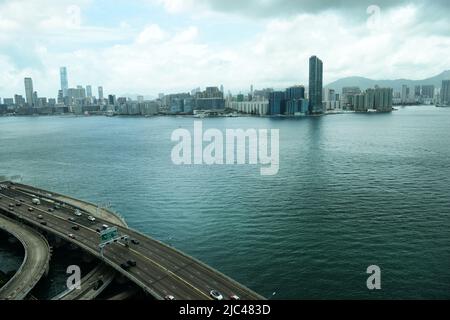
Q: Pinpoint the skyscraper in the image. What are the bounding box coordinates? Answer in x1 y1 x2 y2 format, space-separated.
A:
98 86 104 100
308 56 323 114
60 67 69 97
24 77 34 106
268 91 285 115
441 80 450 106
86 85 92 98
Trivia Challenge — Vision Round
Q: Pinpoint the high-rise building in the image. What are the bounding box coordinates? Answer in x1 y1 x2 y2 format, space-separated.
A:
414 85 421 98
421 85 435 99
98 86 104 100
60 67 69 97
268 91 285 115
401 85 410 103
14 94 26 106
286 86 305 100
86 85 92 98
308 56 323 114
441 80 450 106
24 77 34 106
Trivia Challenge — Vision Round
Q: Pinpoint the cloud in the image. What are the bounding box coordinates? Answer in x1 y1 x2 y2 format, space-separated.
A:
155 0 450 20
0 0 450 99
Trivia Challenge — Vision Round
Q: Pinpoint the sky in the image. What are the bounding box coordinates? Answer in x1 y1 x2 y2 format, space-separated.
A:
0 0 450 99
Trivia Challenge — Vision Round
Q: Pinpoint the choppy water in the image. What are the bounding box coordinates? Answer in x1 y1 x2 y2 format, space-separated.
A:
1 106 449 299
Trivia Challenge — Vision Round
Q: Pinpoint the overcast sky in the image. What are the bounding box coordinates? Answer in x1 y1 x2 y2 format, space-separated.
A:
1 0 449 98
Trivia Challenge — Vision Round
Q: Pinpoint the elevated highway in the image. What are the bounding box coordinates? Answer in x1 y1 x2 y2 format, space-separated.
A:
0 214 50 300
0 182 264 300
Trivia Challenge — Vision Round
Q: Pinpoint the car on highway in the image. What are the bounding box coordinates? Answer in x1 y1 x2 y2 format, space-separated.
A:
68 233 76 239
164 295 175 300
127 260 137 267
15 202 22 207
120 263 130 270
54 205 61 210
71 225 80 231
68 217 76 222
210 290 223 300
131 239 140 245
93 280 104 291
48 208 54 212
87 216 96 222
102 224 109 230
28 207 34 212
74 209 82 216
40 221 47 226
32 198 41 205
230 294 240 300
8 203 14 208
37 215 43 220
96 228 101 233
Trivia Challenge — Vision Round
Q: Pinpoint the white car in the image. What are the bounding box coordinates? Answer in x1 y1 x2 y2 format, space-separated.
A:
209 290 223 300
88 216 96 222
74 209 82 216
68 233 76 239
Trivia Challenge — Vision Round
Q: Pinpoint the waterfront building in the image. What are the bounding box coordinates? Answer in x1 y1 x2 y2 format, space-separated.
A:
268 91 285 115
308 55 323 114
3 98 14 106
24 77 34 106
14 94 26 106
60 67 69 97
183 98 195 114
98 86 104 100
342 87 361 109
286 85 305 101
441 80 450 106
421 85 435 99
229 99 269 116
86 85 93 98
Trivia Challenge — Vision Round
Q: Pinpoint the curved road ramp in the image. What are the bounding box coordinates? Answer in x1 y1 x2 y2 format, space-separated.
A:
0 215 51 300
0 181 265 300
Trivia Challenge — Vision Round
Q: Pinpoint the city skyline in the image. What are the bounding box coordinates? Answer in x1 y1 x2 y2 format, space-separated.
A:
1 0 450 97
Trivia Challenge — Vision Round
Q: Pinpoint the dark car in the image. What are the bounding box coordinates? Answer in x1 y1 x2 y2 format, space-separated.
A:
48 208 55 212
40 221 47 226
93 280 104 290
127 260 137 267
131 239 140 245
96 228 101 233
19 199 25 203
72 225 80 231
15 202 22 207
120 263 130 270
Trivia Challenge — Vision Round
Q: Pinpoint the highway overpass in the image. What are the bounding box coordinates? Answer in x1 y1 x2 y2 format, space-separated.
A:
0 181 264 300
0 214 50 300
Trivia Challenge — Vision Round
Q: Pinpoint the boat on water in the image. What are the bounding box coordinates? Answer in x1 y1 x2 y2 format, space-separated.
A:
436 104 450 108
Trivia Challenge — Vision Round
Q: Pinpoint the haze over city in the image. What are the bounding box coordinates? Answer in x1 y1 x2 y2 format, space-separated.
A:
1 0 450 97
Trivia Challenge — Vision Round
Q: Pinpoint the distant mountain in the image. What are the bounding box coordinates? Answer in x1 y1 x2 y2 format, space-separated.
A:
325 70 450 93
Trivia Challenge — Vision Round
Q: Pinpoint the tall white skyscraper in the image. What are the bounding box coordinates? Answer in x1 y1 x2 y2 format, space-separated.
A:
98 86 104 100
86 85 92 98
60 67 69 97
24 77 34 106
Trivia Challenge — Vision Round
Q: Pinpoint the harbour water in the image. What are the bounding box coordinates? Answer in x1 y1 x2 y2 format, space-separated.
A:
1 105 449 299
